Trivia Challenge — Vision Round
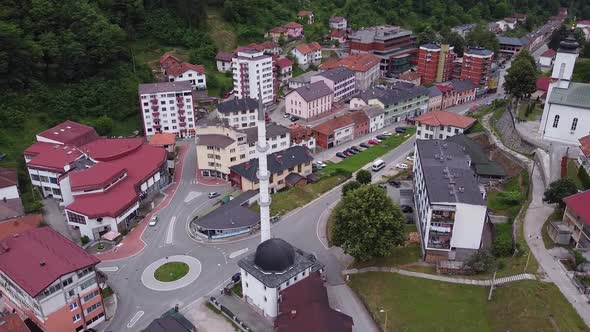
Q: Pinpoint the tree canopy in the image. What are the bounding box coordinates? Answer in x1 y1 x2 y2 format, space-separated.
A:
543 178 578 208
465 25 499 53
503 55 538 100
356 170 372 185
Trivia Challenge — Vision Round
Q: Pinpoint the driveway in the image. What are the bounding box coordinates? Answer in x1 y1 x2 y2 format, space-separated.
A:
42 198 80 243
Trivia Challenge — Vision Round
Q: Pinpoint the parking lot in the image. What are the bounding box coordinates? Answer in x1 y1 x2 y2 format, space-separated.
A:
381 180 415 223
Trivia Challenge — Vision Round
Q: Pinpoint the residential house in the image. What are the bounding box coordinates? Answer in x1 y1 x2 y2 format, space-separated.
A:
216 98 259 129
235 42 282 56
297 10 315 24
578 135 590 174
349 111 370 137
436 84 457 109
427 86 443 111
232 50 275 107
291 42 322 70
240 123 291 158
276 57 294 86
498 36 529 57
285 81 334 120
320 54 380 90
487 22 502 34
311 67 356 102
449 79 478 105
312 114 355 149
461 48 493 86
562 190 590 248
413 140 488 262
362 105 385 132
0 168 22 221
417 43 456 84
229 146 313 192
159 51 182 72
266 27 289 43
283 22 304 39
288 70 321 89
215 51 233 73
329 16 347 30
496 17 517 31
0 227 105 332
330 29 347 44
398 71 421 85
414 111 476 140
148 133 177 153
289 124 316 151
451 23 476 37
539 48 556 69
164 63 206 90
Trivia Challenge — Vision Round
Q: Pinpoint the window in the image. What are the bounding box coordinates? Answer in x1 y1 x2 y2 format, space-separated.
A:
67 212 86 225
571 118 578 131
86 302 101 314
80 279 95 290
73 314 81 322
77 267 94 279
49 177 58 184
552 115 560 128
83 290 100 303
230 148 236 153
62 277 73 287
240 154 246 159
69 302 78 311
230 157 236 162
31 174 40 181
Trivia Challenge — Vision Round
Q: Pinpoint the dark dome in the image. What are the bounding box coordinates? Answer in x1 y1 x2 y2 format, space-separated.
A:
254 238 295 272
560 34 580 52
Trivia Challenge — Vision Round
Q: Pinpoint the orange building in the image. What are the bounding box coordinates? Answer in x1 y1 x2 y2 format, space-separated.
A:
460 48 493 86
417 44 456 84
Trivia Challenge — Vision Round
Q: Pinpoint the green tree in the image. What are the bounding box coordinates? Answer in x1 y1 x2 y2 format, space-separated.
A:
465 249 496 273
578 166 590 190
543 178 579 208
503 56 537 121
465 25 499 53
91 115 114 136
514 50 536 70
342 180 362 196
441 31 465 57
355 169 372 185
332 185 406 261
417 26 439 45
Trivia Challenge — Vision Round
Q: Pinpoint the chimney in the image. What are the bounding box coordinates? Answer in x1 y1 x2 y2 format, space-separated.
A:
276 155 283 163
290 310 297 319
245 161 251 169
40 261 46 267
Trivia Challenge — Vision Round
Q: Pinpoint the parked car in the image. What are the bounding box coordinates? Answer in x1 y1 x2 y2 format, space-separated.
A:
350 146 362 152
376 135 388 140
388 179 401 187
346 148 358 154
232 272 241 282
314 160 327 168
344 151 353 157
336 152 347 158
360 142 371 148
148 216 158 226
406 155 415 162
395 127 406 133
372 137 382 142
395 163 409 169
368 139 380 145
208 192 220 199
401 205 414 213
283 113 290 118
382 131 392 136
378 184 387 190
290 117 298 122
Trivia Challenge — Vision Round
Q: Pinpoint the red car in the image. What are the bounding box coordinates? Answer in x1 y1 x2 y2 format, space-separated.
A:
368 139 380 145
343 151 353 156
265 113 271 122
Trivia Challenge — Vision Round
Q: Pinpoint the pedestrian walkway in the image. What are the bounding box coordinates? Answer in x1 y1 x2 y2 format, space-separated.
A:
342 266 536 286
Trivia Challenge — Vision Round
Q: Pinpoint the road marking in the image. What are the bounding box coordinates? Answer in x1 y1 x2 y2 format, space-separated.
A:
229 248 248 259
166 216 176 245
127 310 144 328
98 266 119 272
317 201 337 249
184 191 201 203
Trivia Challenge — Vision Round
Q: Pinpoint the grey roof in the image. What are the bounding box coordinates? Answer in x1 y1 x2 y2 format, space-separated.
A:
195 134 235 148
415 140 485 206
498 36 529 47
354 85 428 106
239 123 289 143
195 190 259 231
363 105 385 118
316 67 355 82
230 146 314 182
350 25 412 43
446 135 506 178
450 79 477 93
138 81 192 95
427 86 443 98
217 97 258 114
548 82 590 109
290 71 320 84
145 317 191 332
452 23 476 31
285 172 305 185
420 43 440 50
292 81 333 102
465 48 493 57
215 51 233 62
238 239 324 288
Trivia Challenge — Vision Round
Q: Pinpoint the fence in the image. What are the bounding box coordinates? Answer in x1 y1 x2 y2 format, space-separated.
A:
208 296 252 332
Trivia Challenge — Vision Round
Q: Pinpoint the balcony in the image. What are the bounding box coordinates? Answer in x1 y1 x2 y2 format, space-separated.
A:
177 103 185 108
176 96 183 101
152 112 160 117
150 98 158 103
179 116 186 121
153 118 161 123
154 124 161 129
178 109 185 114
427 233 451 249
179 122 186 127
151 105 159 110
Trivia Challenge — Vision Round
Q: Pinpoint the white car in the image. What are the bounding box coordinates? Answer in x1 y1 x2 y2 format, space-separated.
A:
283 113 290 118
314 161 327 168
372 137 383 142
406 155 415 162
395 163 409 169
148 216 158 226
382 131 392 136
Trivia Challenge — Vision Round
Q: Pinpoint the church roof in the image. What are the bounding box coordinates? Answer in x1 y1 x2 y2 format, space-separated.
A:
548 82 590 109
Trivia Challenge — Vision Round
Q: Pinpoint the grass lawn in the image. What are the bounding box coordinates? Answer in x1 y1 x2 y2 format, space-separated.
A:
154 262 190 282
206 8 237 52
567 159 584 190
350 245 422 269
231 283 242 297
517 101 543 121
350 273 590 332
101 287 114 299
321 129 416 175
486 171 528 220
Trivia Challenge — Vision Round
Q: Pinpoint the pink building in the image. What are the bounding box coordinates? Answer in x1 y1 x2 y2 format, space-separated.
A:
283 22 304 38
285 81 334 119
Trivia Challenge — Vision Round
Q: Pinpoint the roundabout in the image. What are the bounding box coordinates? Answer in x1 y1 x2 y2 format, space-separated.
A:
140 255 202 291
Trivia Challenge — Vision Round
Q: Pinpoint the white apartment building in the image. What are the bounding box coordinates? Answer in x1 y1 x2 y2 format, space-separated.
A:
232 50 275 107
311 67 356 102
413 140 488 263
291 42 322 70
216 98 259 129
138 81 196 138
240 123 291 158
414 111 477 140
363 106 385 132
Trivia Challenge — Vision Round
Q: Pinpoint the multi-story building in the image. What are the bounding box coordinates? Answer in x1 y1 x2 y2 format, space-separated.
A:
291 42 322 70
240 123 291 158
349 111 370 137
350 83 429 125
320 54 381 90
414 111 476 140
349 25 417 75
164 62 207 90
0 227 105 332
311 67 356 102
229 146 313 193
232 50 275 107
138 81 196 138
413 140 488 262
417 44 456 84
435 79 477 108
329 16 347 30
427 86 443 111
498 36 529 57
562 190 590 248
363 105 385 132
216 98 259 129
285 81 334 120
460 48 493 86
288 70 320 89
289 124 316 152
275 57 294 86
312 114 356 149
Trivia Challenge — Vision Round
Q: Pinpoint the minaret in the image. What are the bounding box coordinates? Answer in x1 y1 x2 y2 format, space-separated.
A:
255 90 272 242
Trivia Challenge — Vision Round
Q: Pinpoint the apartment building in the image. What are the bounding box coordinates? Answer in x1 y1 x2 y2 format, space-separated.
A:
0 227 104 332
311 67 356 102
291 42 322 70
498 36 529 57
312 114 356 149
285 81 334 120
349 25 417 75
413 140 488 262
240 123 291 158
414 111 477 140
216 98 259 129
232 50 275 107
320 54 380 90
276 57 294 86
138 81 196 138
417 43 456 84
461 48 493 86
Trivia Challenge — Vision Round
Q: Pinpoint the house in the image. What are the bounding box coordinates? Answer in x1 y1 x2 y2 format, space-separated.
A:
240 123 291 157
312 114 355 149
533 76 551 101
320 54 381 90
291 42 322 69
229 146 313 192
362 105 385 132
417 43 456 84
266 27 289 42
398 71 421 85
275 272 353 332
148 133 177 153
238 238 325 318
159 51 182 71
276 57 294 86
461 48 493 86
0 227 105 332
289 124 316 151
498 36 529 57
578 135 590 174
310 67 356 102
446 134 507 181
436 84 457 109
194 190 259 239
414 111 476 140
427 86 443 112
216 97 259 129
449 79 477 105
349 111 370 137
285 81 334 120
562 190 590 248
288 70 321 89
329 29 347 44
539 48 556 69
329 16 347 30
283 22 304 39
487 22 502 34
139 81 196 138
232 50 276 107
0 167 22 221
496 17 517 31
413 140 488 262
164 62 206 90
215 51 233 73
297 10 314 24
451 23 476 37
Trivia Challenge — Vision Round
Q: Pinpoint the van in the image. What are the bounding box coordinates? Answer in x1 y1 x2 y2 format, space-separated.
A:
372 159 385 171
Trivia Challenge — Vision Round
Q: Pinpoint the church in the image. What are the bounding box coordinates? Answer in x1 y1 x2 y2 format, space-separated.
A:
539 34 590 145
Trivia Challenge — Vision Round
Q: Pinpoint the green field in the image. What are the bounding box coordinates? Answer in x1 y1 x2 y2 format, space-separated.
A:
350 245 422 269
486 171 528 220
154 262 190 282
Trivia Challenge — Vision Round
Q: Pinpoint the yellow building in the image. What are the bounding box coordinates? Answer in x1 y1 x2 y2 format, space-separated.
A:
195 123 248 180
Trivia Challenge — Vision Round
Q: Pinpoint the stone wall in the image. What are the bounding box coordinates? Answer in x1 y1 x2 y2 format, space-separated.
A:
493 109 536 155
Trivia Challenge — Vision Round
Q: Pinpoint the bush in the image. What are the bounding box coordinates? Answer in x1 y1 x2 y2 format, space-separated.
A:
578 166 590 190
342 180 362 196
492 224 513 257
497 191 521 205
573 250 588 267
465 249 496 273
81 236 90 245
121 228 130 236
356 169 372 184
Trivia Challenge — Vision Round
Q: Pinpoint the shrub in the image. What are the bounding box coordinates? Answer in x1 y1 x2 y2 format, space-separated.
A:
342 181 362 196
492 224 513 257
497 191 521 205
578 166 590 190
355 169 372 184
465 249 496 273
81 236 90 245
573 250 588 267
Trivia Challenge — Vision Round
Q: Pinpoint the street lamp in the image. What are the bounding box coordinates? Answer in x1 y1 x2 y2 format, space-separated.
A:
379 309 388 332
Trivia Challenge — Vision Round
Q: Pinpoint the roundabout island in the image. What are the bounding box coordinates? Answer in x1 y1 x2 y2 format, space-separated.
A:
140 255 202 291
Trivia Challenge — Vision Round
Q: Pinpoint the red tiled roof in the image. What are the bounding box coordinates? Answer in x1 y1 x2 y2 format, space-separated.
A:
166 62 205 76
579 135 590 157
536 77 551 92
276 57 294 68
69 162 126 192
414 110 476 129
159 51 182 67
313 114 355 135
235 42 280 54
24 142 83 173
564 190 590 225
297 10 313 17
295 42 321 54
349 111 369 125
283 22 303 29
0 198 24 222
0 214 43 240
36 120 98 146
270 27 288 33
0 227 100 297
83 137 143 162
329 16 346 23
319 54 380 72
504 17 517 23
577 20 590 26
436 84 454 93
0 312 29 332
330 29 346 38
149 133 177 146
216 51 233 62
399 71 421 81
540 49 556 58
0 167 17 189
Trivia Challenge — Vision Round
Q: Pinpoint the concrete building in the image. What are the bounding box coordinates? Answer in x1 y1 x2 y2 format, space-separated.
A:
283 22 304 39
427 86 443 111
539 48 556 70
285 81 334 120
330 29 347 44
329 16 347 30
349 110 370 137
320 54 380 91
164 62 206 90
446 134 507 181
414 111 477 140
562 190 590 248
498 36 529 57
291 42 322 70
276 58 294 86
362 105 385 132
232 50 275 107
461 48 493 86
435 79 477 108
289 124 316 152
139 81 196 138
310 67 356 102
398 71 421 85
312 114 356 149
240 123 291 158
417 44 456 84
288 71 320 90
0 227 104 332
451 23 476 37
195 124 248 180
413 140 488 262
349 25 417 75
216 98 260 129
215 51 233 73
0 167 22 221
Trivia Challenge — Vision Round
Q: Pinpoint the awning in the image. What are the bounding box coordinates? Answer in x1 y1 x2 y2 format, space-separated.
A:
102 231 121 241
